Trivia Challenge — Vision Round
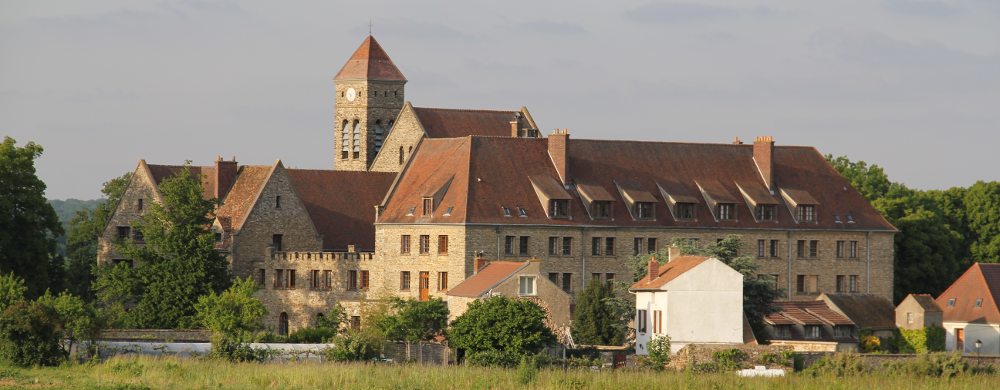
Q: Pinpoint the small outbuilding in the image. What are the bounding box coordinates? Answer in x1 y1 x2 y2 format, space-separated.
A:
818 293 897 341
763 300 858 352
896 294 943 330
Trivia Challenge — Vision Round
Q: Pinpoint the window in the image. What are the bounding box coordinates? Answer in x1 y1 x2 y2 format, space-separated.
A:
836 275 845 292
561 273 572 292
419 235 430 254
797 240 806 258
273 234 283 252
796 275 805 293
775 325 791 339
757 204 775 221
519 236 529 255
519 276 536 295
399 146 404 165
348 270 358 290
505 236 515 255
360 270 369 289
133 229 144 242
215 232 222 243
592 237 601 256
312 270 321 288
342 121 351 159
279 312 289 336
274 269 285 288
444 206 453 216
438 272 448 291
809 240 819 258
907 313 914 324
834 325 851 338
502 207 511 217
400 271 410 290
422 198 433 216
975 299 983 308
256 269 265 286
717 203 735 220
836 241 845 258
549 199 569 218
592 273 601 281
849 275 857 292
769 240 779 257
805 325 821 339
549 237 559 255
834 214 841 223
676 203 695 220
647 238 657 254
350 316 361 330
288 269 296 288
400 235 411 254
562 237 572 255
117 226 130 239
653 310 663 334
137 198 143 211
276 195 281 209
849 241 858 258
606 273 615 291
549 273 559 284
635 202 654 219
605 237 615 255
352 121 361 159
757 240 766 258
406 207 415 216
798 205 815 222
770 274 779 290
438 235 448 254
637 310 648 334
634 238 644 255
947 298 956 307
593 201 611 219
518 206 527 217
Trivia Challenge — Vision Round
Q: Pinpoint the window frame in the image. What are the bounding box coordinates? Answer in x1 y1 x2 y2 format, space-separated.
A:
562 237 572 256
849 241 858 258
422 198 433 216
519 276 536 296
400 235 411 254
438 272 448 291
647 238 657 254
756 204 776 221
717 203 736 220
757 239 766 258
419 235 430 254
805 325 822 339
518 236 529 255
775 325 791 339
549 199 569 218
561 273 572 293
605 237 615 256
635 202 654 220
797 205 815 222
438 235 448 254
593 201 612 219
676 202 695 221
591 237 601 256
400 271 411 290
809 240 819 258
548 237 559 256
769 239 779 258
504 236 515 255
836 241 845 258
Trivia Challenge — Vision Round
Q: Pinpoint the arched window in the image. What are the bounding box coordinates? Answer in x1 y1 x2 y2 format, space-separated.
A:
399 146 404 165
352 120 361 159
315 312 325 327
279 312 289 336
341 121 350 159
374 120 383 153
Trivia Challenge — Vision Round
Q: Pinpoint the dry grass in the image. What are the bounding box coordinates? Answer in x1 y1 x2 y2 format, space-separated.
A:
0 355 996 390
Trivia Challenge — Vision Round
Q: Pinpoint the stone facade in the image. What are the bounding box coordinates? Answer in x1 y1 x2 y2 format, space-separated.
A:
368 102 423 173
333 80 406 171
98 161 160 265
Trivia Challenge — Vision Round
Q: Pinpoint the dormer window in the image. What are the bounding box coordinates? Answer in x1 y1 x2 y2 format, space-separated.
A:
756 205 775 221
718 204 736 220
422 198 433 216
593 201 612 219
676 203 694 220
549 200 568 218
797 205 815 222
635 202 654 220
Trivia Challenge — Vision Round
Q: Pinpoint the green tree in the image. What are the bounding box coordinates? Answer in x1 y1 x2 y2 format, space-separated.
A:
966 181 1000 264
36 291 104 359
825 154 892 202
376 297 449 343
0 137 65 299
0 300 66 367
63 173 131 301
196 277 267 361
317 301 348 331
94 164 232 329
449 296 556 355
0 272 27 312
571 278 621 346
645 334 672 370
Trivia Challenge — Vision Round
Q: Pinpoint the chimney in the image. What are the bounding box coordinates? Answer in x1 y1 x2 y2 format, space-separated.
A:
667 245 681 263
648 257 659 283
215 156 238 201
474 257 489 274
548 129 570 185
753 136 775 192
510 113 522 138
348 245 356 253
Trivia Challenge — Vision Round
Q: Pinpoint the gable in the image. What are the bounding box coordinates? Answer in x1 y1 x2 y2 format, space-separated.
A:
937 263 1000 324
664 258 743 292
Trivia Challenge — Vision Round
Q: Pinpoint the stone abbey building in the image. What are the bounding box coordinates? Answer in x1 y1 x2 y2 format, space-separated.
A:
98 36 897 335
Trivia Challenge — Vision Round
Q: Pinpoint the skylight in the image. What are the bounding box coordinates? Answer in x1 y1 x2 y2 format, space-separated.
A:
444 206 453 216
518 207 527 217
407 207 415 216
846 214 854 223
502 206 511 217
834 214 842 223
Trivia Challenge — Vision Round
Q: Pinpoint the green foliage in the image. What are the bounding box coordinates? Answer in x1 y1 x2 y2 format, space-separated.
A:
287 327 338 343
859 334 882 353
571 278 622 346
645 334 672 370
757 352 791 367
63 173 131 302
883 352 971 378
516 355 538 385
375 297 449 343
893 326 946 353
566 346 600 360
0 300 66 367
966 180 1000 264
195 277 267 361
317 301 348 331
711 348 747 370
94 164 232 329
465 349 523 368
0 272 27 312
36 291 104 359
0 137 65 299
825 155 892 203
805 353 867 377
449 296 556 355
321 328 384 362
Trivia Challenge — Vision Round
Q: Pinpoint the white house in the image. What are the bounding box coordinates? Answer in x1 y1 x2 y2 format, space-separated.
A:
629 247 745 354
935 263 1000 355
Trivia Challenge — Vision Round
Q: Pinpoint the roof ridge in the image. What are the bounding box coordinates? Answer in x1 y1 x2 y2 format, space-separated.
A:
414 107 519 114
569 138 815 148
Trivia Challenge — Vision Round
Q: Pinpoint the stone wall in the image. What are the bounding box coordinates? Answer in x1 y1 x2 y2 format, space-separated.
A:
98 162 158 265
369 102 423 173
97 329 212 342
669 343 793 370
374 224 469 301
334 80 406 171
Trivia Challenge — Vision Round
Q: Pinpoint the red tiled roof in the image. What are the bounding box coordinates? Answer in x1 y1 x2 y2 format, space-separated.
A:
378 136 897 233
334 36 406 80
286 169 396 251
146 164 217 201
215 165 273 233
936 263 1000 324
766 301 858 342
447 261 529 297
820 294 896 329
413 108 521 138
629 256 711 290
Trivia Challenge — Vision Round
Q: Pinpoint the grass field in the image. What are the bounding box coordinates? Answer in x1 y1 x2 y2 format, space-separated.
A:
0 355 997 390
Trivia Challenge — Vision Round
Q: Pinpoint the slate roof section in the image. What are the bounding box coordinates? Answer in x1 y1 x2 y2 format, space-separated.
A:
766 301 858 342
146 164 218 201
911 294 943 312
446 261 529 298
286 169 396 251
334 36 406 81
378 136 897 233
413 108 521 139
628 256 711 291
215 165 273 234
936 263 1000 324
819 294 897 330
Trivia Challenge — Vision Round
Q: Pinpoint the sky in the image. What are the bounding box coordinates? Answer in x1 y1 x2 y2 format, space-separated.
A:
1 0 998 200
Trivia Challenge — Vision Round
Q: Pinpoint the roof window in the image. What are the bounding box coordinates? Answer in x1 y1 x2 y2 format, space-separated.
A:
406 207 415 216
502 207 512 217
947 298 955 307
444 206 453 216
834 214 842 223
846 214 855 223
974 299 983 308
517 207 527 217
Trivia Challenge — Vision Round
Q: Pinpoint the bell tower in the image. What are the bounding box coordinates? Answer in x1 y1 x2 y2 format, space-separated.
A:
333 36 407 171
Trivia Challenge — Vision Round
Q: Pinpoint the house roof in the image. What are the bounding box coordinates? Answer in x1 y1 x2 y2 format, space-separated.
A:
628 256 711 291
765 301 857 342
334 36 406 81
446 261 529 298
909 294 943 312
378 136 897 233
412 108 522 138
286 169 396 251
215 165 273 234
146 164 218 201
819 293 897 329
936 263 1000 324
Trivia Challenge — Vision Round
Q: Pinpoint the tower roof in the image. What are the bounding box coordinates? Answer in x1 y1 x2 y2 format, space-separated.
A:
334 36 406 81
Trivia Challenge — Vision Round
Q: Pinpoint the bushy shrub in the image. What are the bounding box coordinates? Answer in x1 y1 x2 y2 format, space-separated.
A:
688 362 720 373
516 355 538 385
645 335 672 370
195 278 268 362
805 353 867 377
253 332 288 343
287 327 337 344
566 346 600 360
711 348 747 370
0 300 66 367
893 326 946 353
883 352 971 378
860 334 882 353
465 350 522 368
757 351 792 367
322 328 383 362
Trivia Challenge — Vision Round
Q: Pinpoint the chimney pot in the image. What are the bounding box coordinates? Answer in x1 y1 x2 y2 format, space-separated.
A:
648 257 659 283
214 157 239 201
667 245 681 263
474 257 489 274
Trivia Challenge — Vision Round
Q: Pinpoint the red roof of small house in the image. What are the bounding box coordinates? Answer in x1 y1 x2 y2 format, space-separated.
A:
334 36 405 80
628 256 711 291
936 263 1000 324
446 261 529 298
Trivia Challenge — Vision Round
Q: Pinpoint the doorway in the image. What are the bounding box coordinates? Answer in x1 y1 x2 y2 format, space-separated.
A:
420 272 430 301
956 328 964 353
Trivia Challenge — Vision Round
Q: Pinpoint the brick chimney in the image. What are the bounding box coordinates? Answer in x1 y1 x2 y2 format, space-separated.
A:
510 112 523 138
474 257 489 274
753 136 775 192
667 245 680 263
215 156 238 200
648 257 659 283
548 129 570 185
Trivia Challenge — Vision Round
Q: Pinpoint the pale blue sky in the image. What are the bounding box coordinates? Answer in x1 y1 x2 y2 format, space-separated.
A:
2 1 997 200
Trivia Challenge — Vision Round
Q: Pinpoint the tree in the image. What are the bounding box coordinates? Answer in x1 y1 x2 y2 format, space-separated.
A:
0 300 65 367
825 154 892 203
94 164 232 329
449 296 556 355
644 334 672 370
196 277 267 361
0 137 65 299
376 297 449 343
571 278 622 346
966 181 1000 264
64 173 131 301
36 291 104 359
0 272 27 312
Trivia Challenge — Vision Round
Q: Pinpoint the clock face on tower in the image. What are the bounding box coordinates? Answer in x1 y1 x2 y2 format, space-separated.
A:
346 87 357 102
